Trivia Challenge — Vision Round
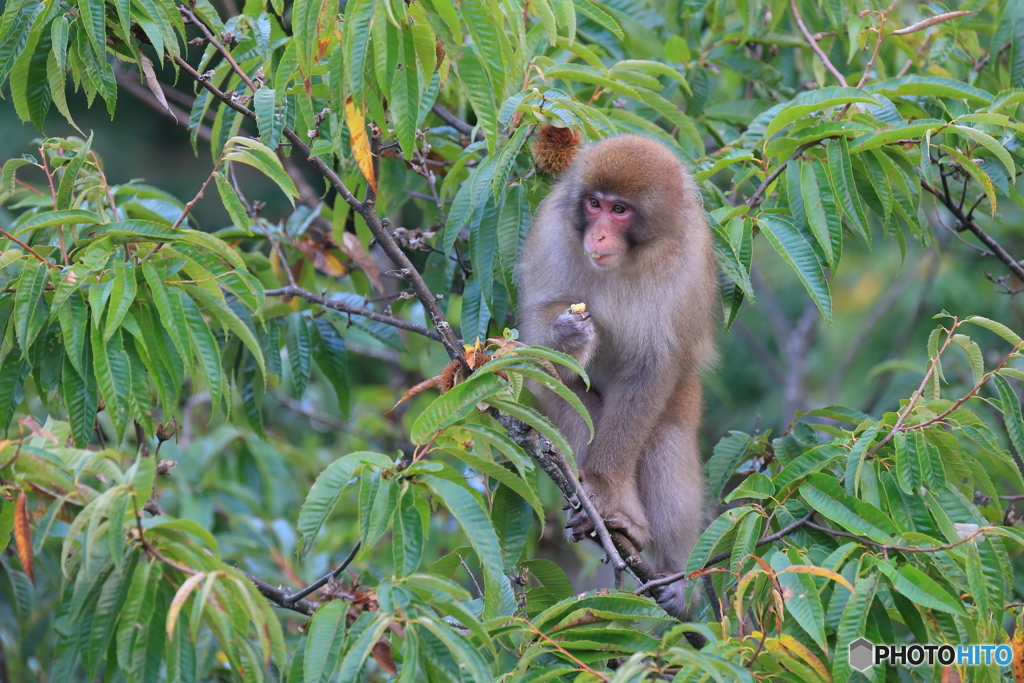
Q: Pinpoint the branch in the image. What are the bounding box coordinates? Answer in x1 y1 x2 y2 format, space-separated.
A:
492 412 629 575
636 511 816 594
172 49 466 364
921 179 1024 284
0 229 61 269
246 573 318 616
790 0 847 85
265 285 443 341
285 542 361 606
431 103 482 140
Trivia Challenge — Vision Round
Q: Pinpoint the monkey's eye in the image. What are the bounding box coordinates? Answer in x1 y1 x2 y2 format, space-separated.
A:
612 203 626 214
588 197 600 208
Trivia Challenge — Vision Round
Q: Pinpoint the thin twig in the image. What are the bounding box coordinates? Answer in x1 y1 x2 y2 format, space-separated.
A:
922 179 1024 283
285 542 361 605
0 229 62 269
265 285 442 340
790 0 847 84
864 320 960 460
180 6 258 93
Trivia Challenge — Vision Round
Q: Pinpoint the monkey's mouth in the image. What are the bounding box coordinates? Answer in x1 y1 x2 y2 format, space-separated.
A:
584 250 615 265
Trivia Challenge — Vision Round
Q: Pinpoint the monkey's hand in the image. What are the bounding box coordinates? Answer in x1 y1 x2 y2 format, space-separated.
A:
551 307 596 360
564 475 651 551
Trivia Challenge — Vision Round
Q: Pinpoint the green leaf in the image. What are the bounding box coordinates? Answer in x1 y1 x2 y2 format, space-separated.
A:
390 29 420 161
303 600 347 683
494 362 593 440
285 313 312 397
724 472 775 502
362 476 398 548
704 431 752 500
311 318 350 418
186 285 266 382
994 374 1024 460
11 209 101 236
952 124 1016 177
344 0 375 106
56 135 93 210
799 478 899 544
832 574 877 683
337 611 393 682
176 289 225 415
774 554 827 651
14 260 49 350
104 259 136 341
223 137 298 203
454 48 498 154
0 347 30 430
485 396 577 473
441 442 544 523
62 345 98 447
410 372 508 444
876 559 965 615
141 261 191 370
951 333 984 385
214 171 252 233
757 215 831 324
296 451 391 557
573 0 624 39
799 160 835 270
865 76 993 104
826 137 870 246
964 315 1022 346
764 86 878 140
415 616 492 683
425 475 507 619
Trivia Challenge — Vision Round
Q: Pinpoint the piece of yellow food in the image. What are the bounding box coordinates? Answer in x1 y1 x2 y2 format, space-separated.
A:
570 303 586 314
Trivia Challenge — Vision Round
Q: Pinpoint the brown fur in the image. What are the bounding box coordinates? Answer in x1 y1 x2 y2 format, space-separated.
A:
516 134 718 619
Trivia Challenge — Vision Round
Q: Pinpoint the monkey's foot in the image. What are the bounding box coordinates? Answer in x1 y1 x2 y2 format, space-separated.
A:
564 499 649 551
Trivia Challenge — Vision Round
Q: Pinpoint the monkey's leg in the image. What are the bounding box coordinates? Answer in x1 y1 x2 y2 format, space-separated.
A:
637 412 706 621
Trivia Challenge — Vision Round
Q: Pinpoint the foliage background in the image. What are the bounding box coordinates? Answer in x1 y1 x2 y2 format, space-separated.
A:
2 0 1024 680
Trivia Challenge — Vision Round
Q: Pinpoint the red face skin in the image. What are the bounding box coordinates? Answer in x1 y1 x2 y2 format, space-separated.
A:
582 193 633 267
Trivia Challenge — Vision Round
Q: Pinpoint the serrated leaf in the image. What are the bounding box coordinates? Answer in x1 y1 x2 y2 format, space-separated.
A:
304 600 347 683
877 559 965 615
104 258 136 340
757 215 831 324
56 134 93 210
214 171 252 233
424 475 507 619
14 260 49 350
296 451 391 557
410 372 508 444
223 137 298 203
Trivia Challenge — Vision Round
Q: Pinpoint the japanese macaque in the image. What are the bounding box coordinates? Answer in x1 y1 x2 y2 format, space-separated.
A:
517 134 718 619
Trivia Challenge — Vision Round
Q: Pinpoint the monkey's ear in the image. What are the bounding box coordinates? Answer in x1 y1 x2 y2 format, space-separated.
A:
531 124 581 175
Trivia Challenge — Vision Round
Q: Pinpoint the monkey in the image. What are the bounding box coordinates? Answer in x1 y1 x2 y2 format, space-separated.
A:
516 134 718 619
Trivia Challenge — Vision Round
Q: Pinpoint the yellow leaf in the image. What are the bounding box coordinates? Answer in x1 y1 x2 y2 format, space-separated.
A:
166 571 208 638
777 633 831 682
778 564 856 593
345 97 377 194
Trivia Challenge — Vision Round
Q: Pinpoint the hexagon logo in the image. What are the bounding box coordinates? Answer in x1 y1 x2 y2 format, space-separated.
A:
849 638 874 672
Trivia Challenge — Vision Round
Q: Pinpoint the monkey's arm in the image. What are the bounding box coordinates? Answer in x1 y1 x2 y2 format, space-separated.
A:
520 302 597 368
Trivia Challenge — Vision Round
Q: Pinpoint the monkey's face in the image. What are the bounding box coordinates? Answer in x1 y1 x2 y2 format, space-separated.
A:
581 193 633 267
